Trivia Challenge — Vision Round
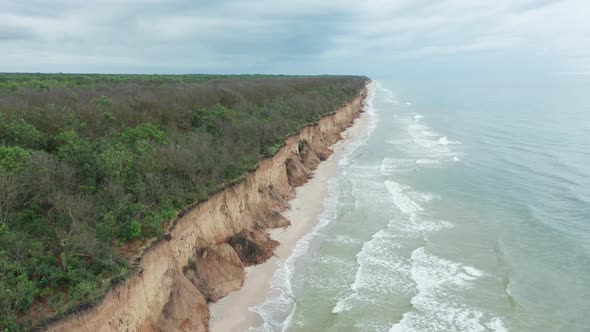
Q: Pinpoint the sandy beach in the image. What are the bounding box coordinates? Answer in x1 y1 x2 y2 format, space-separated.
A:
210 108 371 332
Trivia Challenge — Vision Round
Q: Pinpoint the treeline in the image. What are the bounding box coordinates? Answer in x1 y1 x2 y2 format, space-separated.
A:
0 74 367 330
0 73 299 91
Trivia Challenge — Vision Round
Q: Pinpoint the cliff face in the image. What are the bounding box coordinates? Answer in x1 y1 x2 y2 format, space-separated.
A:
46 87 368 332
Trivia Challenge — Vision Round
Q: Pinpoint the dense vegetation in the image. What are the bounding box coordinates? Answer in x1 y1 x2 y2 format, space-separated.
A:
0 73 367 330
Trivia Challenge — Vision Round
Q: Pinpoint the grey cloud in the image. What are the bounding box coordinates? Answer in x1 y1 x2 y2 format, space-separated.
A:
0 0 588 75
0 25 38 41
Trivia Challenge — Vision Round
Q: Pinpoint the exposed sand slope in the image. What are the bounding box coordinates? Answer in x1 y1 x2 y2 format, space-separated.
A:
210 97 372 332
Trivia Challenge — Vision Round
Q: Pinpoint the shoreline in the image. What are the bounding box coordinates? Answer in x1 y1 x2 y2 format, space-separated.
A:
210 103 372 332
42 85 369 332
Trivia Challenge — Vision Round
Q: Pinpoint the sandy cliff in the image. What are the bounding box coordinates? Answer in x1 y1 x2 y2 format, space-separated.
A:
45 86 368 332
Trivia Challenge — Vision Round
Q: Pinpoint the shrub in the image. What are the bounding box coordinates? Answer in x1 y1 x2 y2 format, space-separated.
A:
91 95 113 106
0 146 31 172
69 280 98 303
0 117 48 149
125 220 142 240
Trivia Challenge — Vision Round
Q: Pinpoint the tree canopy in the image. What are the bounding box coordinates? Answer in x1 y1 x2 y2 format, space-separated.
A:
0 73 367 330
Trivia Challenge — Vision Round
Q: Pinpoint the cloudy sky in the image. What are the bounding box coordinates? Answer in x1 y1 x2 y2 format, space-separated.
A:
1 0 589 76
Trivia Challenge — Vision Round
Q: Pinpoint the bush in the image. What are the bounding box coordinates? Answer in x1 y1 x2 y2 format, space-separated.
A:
0 146 31 172
125 220 142 240
0 253 39 313
69 280 98 303
0 117 48 149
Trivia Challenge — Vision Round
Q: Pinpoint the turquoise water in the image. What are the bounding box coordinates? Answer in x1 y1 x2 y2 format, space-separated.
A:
251 77 590 332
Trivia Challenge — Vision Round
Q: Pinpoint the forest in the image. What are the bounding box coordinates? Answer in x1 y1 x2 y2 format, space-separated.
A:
0 73 368 330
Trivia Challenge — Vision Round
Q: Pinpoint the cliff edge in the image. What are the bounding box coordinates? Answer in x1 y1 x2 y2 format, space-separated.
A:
45 85 369 332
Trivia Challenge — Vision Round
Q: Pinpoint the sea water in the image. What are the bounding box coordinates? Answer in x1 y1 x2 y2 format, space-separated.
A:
250 76 590 332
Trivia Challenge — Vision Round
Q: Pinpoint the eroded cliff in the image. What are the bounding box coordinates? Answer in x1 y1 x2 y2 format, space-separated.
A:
45 86 368 332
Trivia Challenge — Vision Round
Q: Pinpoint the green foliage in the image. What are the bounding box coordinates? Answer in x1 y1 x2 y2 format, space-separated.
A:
0 73 282 91
0 117 48 149
188 258 197 271
125 221 142 240
0 254 38 312
54 130 99 186
0 146 31 172
0 73 367 330
91 95 113 106
99 124 168 183
119 123 169 148
54 130 93 162
264 142 284 157
69 280 99 303
142 204 176 239
99 142 136 180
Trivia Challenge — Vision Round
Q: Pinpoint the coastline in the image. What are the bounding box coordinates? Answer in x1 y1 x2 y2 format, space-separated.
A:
210 102 372 332
44 86 369 332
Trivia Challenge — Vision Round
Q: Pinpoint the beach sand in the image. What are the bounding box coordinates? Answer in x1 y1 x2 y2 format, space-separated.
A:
210 109 371 332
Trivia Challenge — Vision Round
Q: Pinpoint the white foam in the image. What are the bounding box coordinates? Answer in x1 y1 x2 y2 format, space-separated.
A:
338 82 378 167
408 124 440 149
404 123 463 162
332 292 357 313
389 247 503 332
375 81 398 105
408 123 430 131
327 234 364 246
372 229 389 239
351 178 393 210
250 82 382 331
416 159 440 165
409 191 439 202
396 219 454 236
438 136 461 145
410 247 479 294
385 138 413 145
305 256 357 290
380 158 416 175
249 180 341 331
486 317 508 332
332 234 412 314
331 218 455 316
380 157 442 174
422 130 439 137
463 266 486 278
255 81 481 331
505 280 513 298
333 180 454 316
384 180 423 215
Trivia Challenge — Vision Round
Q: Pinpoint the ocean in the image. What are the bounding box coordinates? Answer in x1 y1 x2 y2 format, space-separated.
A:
250 76 590 332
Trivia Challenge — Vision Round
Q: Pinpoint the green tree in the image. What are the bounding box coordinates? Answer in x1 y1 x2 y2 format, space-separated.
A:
0 146 31 172
0 118 47 149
